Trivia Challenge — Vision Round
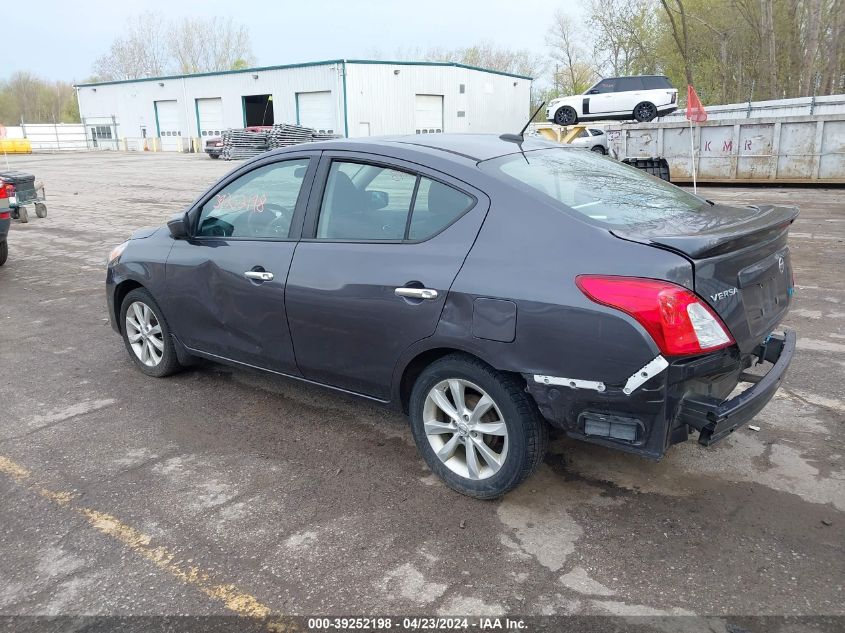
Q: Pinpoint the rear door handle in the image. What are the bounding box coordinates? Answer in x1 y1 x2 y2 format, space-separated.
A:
395 287 438 300
244 270 274 282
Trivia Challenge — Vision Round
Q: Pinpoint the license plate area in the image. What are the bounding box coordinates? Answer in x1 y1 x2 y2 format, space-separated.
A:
738 248 791 338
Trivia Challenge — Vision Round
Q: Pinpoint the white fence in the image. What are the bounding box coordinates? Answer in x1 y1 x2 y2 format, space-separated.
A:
3 123 88 151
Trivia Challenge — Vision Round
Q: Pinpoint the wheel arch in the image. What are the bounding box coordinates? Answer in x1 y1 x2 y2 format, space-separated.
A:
395 345 514 415
113 279 146 331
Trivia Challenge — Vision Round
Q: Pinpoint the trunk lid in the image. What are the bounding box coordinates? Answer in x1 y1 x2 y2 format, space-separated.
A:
613 204 798 354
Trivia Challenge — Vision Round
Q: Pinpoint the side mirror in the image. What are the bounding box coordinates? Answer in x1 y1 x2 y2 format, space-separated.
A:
588 89 599 94
167 212 189 239
367 190 389 210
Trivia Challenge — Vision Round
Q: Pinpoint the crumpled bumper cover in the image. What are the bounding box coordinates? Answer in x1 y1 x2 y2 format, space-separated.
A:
525 330 796 459
678 329 796 446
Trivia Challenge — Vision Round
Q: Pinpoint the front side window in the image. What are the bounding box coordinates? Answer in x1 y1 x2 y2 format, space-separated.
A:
316 161 474 241
589 79 617 94
481 149 708 227
197 159 309 239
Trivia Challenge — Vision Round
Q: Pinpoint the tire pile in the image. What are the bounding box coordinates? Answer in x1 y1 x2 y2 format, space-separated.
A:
221 124 344 160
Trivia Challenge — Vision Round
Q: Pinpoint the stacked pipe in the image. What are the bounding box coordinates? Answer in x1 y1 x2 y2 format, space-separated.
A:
267 124 316 148
221 124 345 160
221 129 269 160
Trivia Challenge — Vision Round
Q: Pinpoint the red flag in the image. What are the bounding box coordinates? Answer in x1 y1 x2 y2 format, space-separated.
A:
685 85 707 122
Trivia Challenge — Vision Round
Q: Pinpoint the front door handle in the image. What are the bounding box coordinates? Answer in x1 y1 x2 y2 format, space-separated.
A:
395 287 438 300
244 270 274 282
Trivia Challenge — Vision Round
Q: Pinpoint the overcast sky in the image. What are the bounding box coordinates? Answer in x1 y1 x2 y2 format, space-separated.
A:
7 0 587 82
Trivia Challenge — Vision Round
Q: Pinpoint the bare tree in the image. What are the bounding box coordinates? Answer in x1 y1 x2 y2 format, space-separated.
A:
546 10 598 94
0 72 79 124
92 12 254 80
798 0 823 95
759 0 778 97
92 12 170 80
659 0 694 85
378 42 544 79
170 17 255 74
589 0 660 76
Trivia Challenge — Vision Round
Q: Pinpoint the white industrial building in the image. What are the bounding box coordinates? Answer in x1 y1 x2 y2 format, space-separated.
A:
75 59 532 151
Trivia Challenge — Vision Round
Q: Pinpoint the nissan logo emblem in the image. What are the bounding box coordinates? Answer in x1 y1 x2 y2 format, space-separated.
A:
778 256 785 273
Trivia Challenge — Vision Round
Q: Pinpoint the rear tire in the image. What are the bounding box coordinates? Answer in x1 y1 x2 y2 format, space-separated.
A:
591 145 606 154
209 154 220 159
119 288 181 378
17 206 28 223
633 101 658 122
35 203 47 218
553 106 578 126
409 354 548 499
0 241 7 266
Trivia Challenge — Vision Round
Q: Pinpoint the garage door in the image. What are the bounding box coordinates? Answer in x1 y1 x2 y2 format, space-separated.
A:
155 100 183 151
196 98 224 138
296 91 335 134
415 95 443 134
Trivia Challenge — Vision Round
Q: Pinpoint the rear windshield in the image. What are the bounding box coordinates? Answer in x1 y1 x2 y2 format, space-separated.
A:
481 148 705 227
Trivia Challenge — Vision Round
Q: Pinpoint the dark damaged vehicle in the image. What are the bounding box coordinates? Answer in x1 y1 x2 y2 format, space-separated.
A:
106 134 797 498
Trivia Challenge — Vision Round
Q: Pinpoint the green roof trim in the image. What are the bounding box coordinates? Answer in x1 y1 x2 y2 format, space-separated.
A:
75 58 532 88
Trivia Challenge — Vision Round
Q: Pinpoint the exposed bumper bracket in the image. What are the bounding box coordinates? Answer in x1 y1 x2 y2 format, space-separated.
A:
533 375 606 393
622 355 669 395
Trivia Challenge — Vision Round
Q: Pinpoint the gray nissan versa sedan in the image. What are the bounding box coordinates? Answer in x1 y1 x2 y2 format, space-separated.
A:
106 134 797 498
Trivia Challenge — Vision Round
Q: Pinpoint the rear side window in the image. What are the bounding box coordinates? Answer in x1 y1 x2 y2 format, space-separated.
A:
589 129 604 136
642 76 673 89
616 77 644 91
481 149 705 227
316 160 473 241
318 162 416 240
408 178 474 240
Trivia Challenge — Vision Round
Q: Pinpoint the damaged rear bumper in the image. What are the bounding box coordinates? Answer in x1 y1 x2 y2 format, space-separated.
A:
524 330 795 459
677 330 796 445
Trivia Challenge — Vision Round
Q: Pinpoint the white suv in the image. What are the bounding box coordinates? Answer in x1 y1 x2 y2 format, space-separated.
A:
546 75 678 126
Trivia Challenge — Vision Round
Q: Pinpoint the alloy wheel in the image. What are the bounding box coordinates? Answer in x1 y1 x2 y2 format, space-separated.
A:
125 301 164 367
636 103 657 121
423 379 508 480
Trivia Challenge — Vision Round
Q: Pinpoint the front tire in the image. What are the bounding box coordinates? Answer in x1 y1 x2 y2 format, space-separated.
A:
633 101 658 122
591 145 606 154
409 354 548 499
553 106 578 126
119 288 181 377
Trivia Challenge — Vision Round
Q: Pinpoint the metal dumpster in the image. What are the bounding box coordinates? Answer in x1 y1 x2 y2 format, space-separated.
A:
605 114 845 184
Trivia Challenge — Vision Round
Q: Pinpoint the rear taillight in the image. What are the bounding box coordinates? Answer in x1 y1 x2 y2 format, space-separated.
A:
671 92 677 104
0 212 9 220
0 182 13 200
576 275 734 356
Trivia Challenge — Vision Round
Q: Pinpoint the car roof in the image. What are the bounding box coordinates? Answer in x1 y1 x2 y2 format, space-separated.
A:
603 74 669 80
273 133 565 163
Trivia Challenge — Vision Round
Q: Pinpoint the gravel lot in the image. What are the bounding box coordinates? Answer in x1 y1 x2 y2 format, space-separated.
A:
0 152 842 627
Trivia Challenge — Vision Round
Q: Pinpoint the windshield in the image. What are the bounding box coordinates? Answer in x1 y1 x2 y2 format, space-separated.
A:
481 149 706 227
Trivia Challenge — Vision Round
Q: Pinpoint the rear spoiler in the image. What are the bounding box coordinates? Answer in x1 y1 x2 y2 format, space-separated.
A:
611 205 799 259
